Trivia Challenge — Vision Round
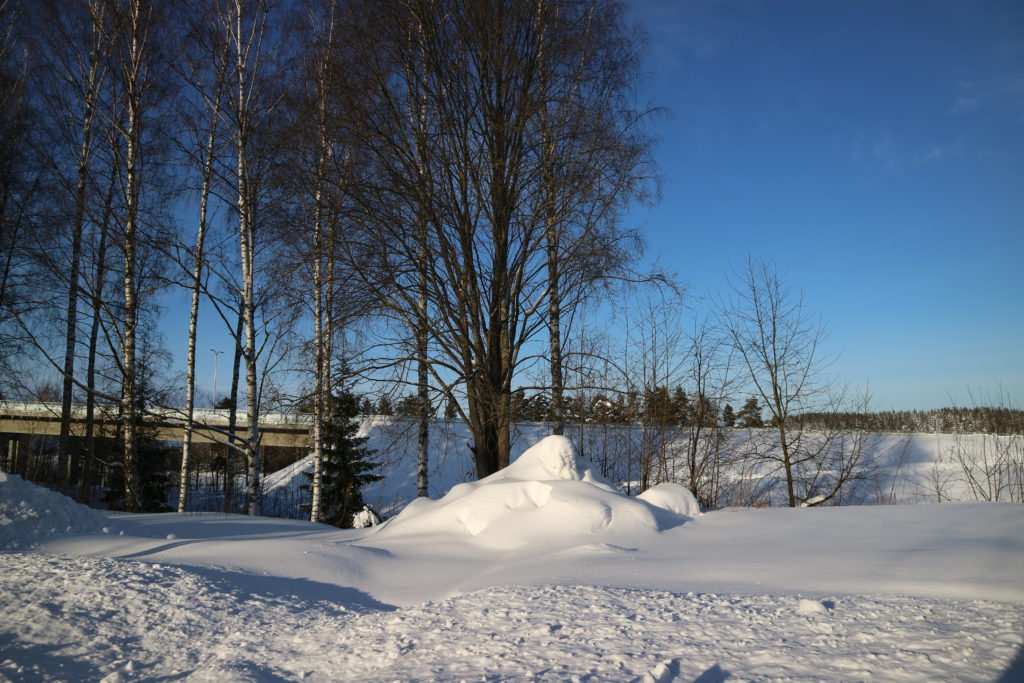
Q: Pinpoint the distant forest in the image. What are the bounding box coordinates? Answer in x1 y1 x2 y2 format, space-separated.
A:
783 407 1024 435
376 389 1024 436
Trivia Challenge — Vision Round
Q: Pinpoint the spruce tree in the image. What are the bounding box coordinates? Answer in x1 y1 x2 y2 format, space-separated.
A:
721 404 736 427
444 396 459 420
737 397 764 428
671 386 691 425
305 391 381 527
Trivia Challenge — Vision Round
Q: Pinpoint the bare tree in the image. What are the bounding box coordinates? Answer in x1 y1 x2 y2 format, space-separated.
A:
205 0 288 515
282 0 364 521
302 0 336 524
26 0 112 490
679 316 735 507
175 6 229 512
337 0 442 496
531 0 656 435
946 390 1024 503
347 0 655 478
722 258 869 507
102 0 174 510
620 289 687 493
79 153 119 505
0 0 40 392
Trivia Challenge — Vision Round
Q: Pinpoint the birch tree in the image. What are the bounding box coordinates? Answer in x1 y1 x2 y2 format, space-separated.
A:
342 0 440 490
175 8 229 512
290 0 342 523
212 0 287 515
532 0 656 435
29 0 112 491
79 161 118 505
348 0 655 478
103 0 170 511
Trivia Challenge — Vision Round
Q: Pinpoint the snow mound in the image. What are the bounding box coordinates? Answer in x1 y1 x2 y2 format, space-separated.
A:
352 505 380 528
371 436 682 550
0 471 138 549
637 483 701 517
796 598 831 616
494 434 608 484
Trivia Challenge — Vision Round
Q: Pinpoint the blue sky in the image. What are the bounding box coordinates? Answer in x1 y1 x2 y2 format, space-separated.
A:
174 0 1021 412
625 0 1024 410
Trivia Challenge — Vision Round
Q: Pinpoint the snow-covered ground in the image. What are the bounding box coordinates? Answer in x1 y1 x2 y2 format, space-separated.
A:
3 436 1024 681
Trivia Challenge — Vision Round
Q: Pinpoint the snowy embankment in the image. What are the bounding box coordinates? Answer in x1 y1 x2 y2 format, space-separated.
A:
3 436 1024 681
0 471 143 549
257 420 1022 520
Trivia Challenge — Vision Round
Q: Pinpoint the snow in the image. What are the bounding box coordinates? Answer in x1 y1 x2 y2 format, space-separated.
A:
351 505 380 528
488 434 604 483
2 434 1024 681
289 423 1022 517
637 482 702 517
0 471 141 549
232 422 1020 522
369 436 675 550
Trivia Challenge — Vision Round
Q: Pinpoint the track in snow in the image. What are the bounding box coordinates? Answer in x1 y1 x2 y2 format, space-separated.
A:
2 553 1021 682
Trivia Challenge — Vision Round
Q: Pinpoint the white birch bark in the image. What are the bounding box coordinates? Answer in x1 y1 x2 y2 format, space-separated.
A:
230 0 263 517
309 152 326 523
119 0 146 512
178 83 224 512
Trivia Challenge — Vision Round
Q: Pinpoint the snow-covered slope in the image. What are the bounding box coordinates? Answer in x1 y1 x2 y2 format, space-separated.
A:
259 421 1021 521
0 471 141 549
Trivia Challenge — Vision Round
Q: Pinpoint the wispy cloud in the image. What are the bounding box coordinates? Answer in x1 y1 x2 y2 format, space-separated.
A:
917 141 961 165
951 77 1024 117
628 0 754 72
845 132 964 172
847 132 904 170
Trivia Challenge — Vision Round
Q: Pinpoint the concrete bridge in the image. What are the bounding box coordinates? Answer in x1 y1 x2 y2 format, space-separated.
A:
0 401 312 449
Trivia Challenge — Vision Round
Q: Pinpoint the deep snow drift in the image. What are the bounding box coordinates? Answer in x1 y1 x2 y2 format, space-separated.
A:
2 435 1023 681
369 436 697 550
0 471 141 549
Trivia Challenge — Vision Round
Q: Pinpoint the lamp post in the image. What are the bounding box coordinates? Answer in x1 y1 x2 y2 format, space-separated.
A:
211 348 223 407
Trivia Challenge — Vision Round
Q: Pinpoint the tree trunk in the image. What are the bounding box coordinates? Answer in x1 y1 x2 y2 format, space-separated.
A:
119 0 147 513
83 168 115 506
536 2 564 437
178 103 219 512
415 221 430 496
231 0 261 517
60 15 104 493
224 308 243 512
239 185 260 516
309 155 326 523
546 227 564 436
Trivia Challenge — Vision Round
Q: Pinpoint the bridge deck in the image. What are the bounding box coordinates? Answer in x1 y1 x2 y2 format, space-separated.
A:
0 402 311 448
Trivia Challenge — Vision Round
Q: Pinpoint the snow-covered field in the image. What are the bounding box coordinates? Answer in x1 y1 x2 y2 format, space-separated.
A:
258 420 1024 520
3 436 1024 681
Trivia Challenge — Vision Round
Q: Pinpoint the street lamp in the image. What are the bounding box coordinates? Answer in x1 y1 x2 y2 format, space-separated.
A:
211 348 223 407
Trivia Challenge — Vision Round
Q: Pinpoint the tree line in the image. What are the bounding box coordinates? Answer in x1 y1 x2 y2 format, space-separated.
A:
375 387 1023 435
795 406 1024 436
